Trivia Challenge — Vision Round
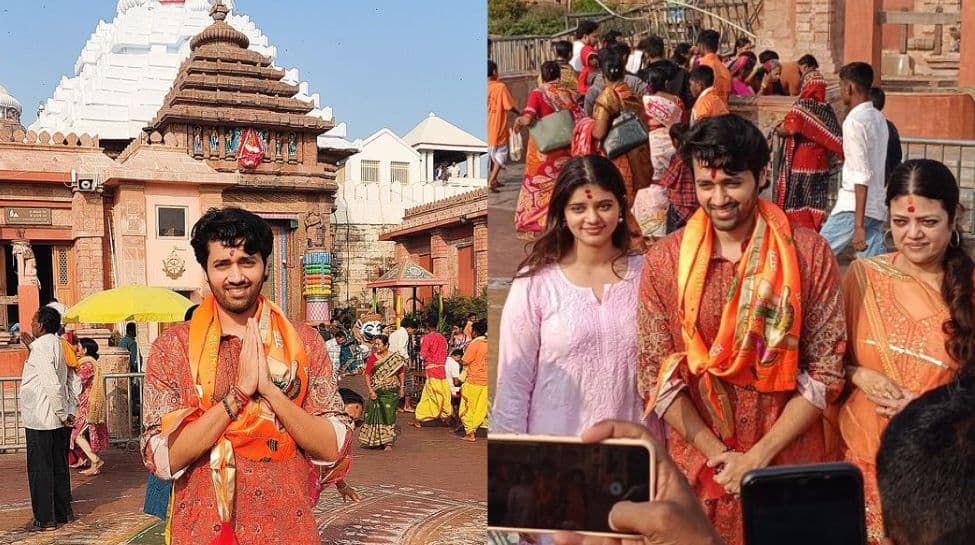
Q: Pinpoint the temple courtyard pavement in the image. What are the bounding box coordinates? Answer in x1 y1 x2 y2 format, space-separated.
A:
0 374 486 545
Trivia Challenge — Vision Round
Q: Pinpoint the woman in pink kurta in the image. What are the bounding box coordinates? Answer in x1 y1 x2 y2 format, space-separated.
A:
71 338 108 475
494 155 664 438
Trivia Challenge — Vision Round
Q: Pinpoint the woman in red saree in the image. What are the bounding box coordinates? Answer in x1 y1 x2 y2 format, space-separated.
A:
513 61 583 238
774 68 843 231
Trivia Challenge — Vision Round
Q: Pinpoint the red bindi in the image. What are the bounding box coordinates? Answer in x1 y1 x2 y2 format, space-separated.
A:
907 195 916 213
584 188 593 200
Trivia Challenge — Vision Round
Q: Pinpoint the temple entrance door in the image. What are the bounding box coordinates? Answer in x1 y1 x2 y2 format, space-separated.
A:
3 244 55 326
52 245 76 307
457 244 474 296
260 223 289 316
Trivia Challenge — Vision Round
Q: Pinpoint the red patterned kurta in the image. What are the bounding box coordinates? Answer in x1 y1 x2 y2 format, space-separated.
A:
141 322 351 545
637 227 847 545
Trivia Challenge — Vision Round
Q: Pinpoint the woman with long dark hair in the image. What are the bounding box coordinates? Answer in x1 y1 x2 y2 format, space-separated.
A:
494 155 663 443
836 158 974 544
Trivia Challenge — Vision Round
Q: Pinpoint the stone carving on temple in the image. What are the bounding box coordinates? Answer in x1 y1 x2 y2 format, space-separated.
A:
224 127 234 157
192 126 203 156
273 132 283 162
208 127 219 157
304 209 325 249
11 241 40 287
287 131 297 162
162 248 187 280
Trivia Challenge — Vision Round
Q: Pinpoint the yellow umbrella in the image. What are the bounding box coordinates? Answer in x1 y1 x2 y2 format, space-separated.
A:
62 285 193 324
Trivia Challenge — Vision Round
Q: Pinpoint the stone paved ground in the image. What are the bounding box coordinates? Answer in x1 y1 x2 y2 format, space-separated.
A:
0 374 485 545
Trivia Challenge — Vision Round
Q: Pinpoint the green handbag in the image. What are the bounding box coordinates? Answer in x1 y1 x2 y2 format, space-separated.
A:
529 109 573 153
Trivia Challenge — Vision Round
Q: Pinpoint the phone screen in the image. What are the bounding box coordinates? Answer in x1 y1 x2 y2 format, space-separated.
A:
742 463 866 545
487 437 650 534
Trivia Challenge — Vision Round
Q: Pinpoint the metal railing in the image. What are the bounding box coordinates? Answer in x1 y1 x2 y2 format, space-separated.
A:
0 372 144 452
900 137 975 233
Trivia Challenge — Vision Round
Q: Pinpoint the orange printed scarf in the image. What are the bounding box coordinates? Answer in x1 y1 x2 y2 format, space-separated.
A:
647 200 802 440
161 294 309 545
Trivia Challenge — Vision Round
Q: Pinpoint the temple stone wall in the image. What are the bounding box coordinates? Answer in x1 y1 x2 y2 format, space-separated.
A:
330 224 397 312
758 0 844 73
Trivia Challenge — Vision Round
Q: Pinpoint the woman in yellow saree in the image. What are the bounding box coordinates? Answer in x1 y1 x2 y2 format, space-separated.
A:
836 159 973 544
360 334 407 451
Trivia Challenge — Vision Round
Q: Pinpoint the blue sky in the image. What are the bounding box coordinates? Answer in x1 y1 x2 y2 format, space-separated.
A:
0 1 486 141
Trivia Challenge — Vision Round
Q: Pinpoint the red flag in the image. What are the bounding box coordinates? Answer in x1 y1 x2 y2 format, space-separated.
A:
236 128 265 169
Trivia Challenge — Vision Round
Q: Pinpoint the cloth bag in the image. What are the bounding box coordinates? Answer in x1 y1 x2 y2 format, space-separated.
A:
529 109 573 153
508 128 524 162
603 110 649 159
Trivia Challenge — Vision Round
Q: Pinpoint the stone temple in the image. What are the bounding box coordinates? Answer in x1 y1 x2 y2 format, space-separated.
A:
0 0 487 375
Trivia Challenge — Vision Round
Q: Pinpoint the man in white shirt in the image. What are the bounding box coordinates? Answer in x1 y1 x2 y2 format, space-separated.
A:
569 20 599 72
325 330 346 380
387 318 416 412
819 62 889 257
19 306 74 531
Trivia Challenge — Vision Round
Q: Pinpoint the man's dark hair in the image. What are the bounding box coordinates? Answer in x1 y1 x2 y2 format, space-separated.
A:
689 64 715 87
401 317 416 329
339 387 364 407
472 319 487 337
602 30 622 46
696 29 720 52
553 40 572 60
680 114 770 187
839 61 874 93
468 313 477 319
611 42 630 59
575 20 598 40
869 86 886 111
450 349 465 358
334 330 347 340
877 377 975 545
190 207 273 269
423 316 439 328
758 49 780 64
488 60 498 78
35 306 61 335
126 322 136 337
797 54 819 69
669 122 688 144
672 42 692 63
639 36 664 59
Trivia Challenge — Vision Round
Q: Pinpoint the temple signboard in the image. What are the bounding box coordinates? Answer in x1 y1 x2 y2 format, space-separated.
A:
4 207 52 225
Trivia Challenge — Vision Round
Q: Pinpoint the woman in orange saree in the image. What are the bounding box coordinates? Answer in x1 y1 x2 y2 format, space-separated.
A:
836 159 973 545
513 61 582 237
591 47 651 247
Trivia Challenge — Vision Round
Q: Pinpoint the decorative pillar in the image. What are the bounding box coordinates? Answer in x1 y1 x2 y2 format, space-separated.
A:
466 154 474 178
430 230 450 297
473 219 488 293
426 152 435 181
843 0 883 83
960 0 975 87
473 154 482 179
302 251 332 324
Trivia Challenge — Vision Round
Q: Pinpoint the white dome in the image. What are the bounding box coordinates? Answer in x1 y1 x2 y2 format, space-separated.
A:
117 0 233 14
0 85 22 113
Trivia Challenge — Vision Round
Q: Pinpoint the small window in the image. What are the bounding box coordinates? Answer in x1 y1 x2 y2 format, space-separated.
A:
361 160 380 182
390 162 410 184
157 206 187 238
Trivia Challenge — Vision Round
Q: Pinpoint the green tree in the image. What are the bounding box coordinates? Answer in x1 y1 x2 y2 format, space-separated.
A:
420 291 487 335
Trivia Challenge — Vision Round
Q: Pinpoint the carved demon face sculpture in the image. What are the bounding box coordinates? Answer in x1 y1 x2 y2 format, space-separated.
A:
357 314 384 342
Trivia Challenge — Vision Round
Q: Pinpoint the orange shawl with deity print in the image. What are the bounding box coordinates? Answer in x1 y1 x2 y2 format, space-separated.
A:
161 294 309 545
647 200 803 439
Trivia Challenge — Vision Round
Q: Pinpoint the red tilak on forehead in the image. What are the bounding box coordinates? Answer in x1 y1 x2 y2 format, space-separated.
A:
907 195 916 213
229 248 236 257
710 167 718 180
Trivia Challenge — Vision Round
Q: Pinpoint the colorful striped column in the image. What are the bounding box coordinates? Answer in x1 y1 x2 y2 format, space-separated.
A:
302 251 331 323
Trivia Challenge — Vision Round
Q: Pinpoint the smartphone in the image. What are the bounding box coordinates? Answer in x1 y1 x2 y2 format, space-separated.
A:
741 462 867 545
487 433 655 538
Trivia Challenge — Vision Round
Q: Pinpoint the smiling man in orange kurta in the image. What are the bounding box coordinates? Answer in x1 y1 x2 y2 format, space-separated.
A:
141 207 352 545
637 115 847 545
